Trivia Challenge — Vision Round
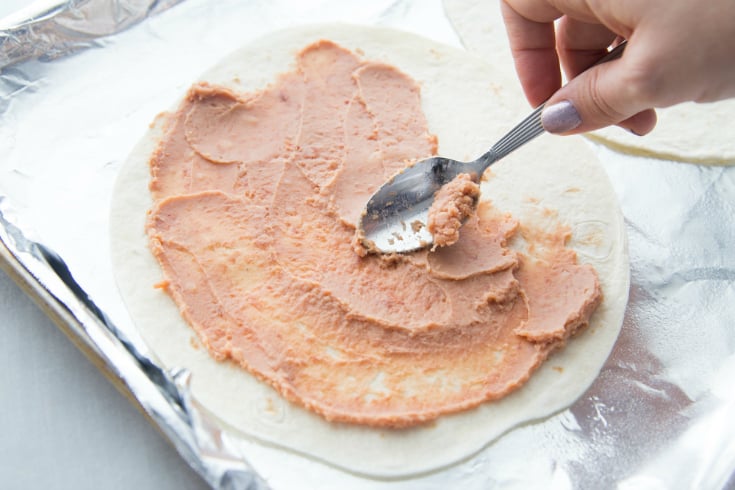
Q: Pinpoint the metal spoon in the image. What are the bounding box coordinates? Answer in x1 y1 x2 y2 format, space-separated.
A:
358 41 626 254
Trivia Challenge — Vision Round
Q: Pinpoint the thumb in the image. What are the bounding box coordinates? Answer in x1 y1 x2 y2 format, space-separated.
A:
540 57 657 136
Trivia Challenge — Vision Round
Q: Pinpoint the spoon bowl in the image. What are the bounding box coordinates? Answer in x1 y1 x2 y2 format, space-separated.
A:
358 104 544 254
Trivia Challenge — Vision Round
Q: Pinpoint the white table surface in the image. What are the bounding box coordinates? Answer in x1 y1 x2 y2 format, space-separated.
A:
0 270 210 490
0 3 209 489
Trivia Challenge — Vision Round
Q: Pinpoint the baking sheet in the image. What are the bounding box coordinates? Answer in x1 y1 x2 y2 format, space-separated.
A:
1 0 734 489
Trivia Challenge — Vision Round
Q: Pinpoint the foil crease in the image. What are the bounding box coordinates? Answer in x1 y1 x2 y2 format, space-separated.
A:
0 0 183 68
0 197 268 490
1 0 734 489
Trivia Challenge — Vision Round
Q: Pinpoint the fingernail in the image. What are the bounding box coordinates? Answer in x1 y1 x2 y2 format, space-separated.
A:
541 100 582 134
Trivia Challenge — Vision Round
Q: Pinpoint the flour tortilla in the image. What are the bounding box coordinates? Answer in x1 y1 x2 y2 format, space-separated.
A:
110 24 629 478
444 0 735 164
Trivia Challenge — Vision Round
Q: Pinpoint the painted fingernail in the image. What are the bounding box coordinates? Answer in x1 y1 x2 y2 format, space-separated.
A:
541 100 582 134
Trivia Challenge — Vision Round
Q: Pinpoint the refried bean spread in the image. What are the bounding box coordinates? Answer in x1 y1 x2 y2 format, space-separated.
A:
427 173 481 249
146 40 602 428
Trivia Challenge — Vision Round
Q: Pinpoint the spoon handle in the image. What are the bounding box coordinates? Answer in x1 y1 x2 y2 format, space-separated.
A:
476 40 628 171
486 103 546 163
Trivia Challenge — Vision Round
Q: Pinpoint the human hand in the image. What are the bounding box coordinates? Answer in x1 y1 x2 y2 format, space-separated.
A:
501 0 735 135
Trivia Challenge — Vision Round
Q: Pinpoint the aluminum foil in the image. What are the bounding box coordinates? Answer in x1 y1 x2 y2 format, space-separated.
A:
1 1 734 489
0 0 185 67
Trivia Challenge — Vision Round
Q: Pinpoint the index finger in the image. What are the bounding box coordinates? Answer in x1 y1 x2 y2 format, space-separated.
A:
500 0 562 106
